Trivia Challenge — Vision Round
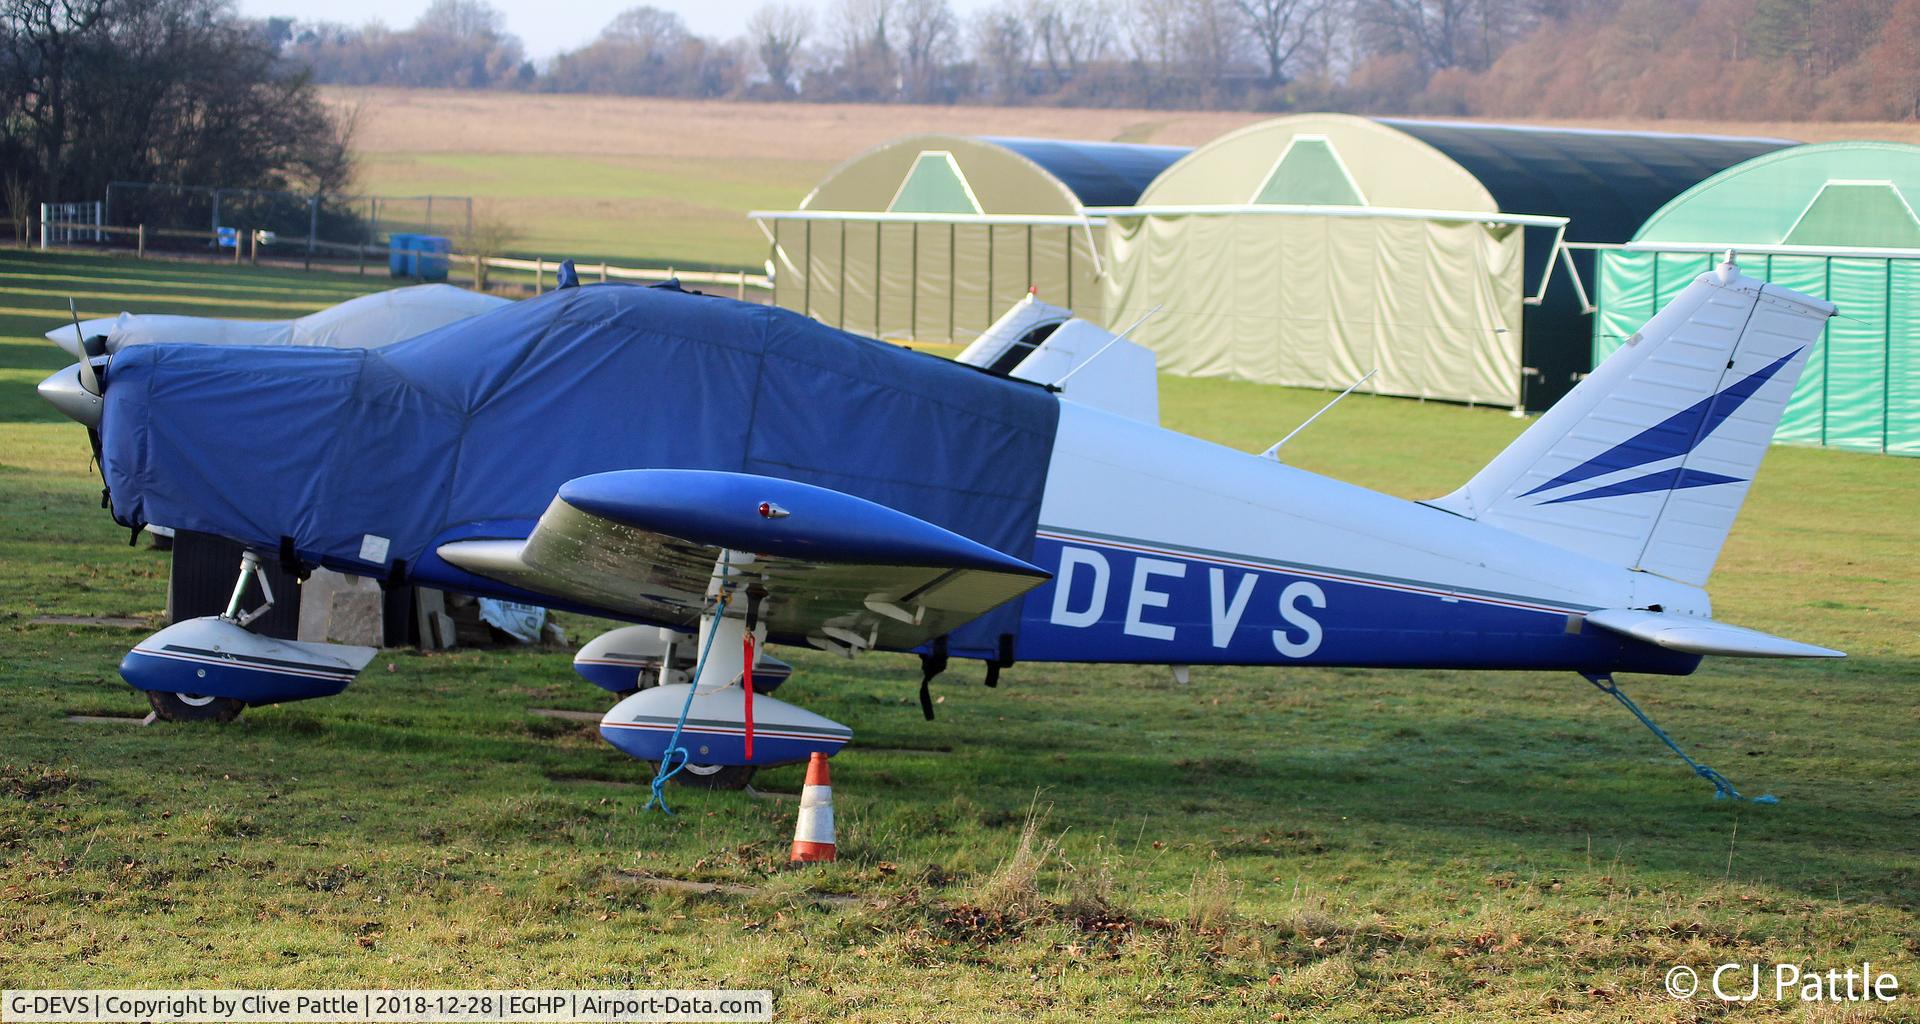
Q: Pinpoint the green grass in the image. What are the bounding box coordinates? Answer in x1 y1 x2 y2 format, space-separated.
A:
2 250 1916 1021
359 152 821 270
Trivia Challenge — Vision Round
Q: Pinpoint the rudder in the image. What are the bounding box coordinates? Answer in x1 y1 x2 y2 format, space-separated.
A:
1426 255 1833 587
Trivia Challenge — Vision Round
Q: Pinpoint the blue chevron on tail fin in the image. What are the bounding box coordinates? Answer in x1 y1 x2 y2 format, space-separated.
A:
1426 256 1833 587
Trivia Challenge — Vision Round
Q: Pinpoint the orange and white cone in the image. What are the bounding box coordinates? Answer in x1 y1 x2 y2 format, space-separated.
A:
789 752 836 863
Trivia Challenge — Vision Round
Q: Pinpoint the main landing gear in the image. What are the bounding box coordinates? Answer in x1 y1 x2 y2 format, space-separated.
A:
121 550 375 722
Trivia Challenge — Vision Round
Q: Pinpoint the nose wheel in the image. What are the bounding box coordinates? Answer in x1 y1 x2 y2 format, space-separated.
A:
147 690 245 722
654 762 757 790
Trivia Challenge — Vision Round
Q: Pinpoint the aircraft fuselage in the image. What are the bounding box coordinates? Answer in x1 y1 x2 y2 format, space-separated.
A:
1011 402 1706 674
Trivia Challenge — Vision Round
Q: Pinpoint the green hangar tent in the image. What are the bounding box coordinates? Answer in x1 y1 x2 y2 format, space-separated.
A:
1092 114 1787 410
1593 142 1920 456
751 135 1188 345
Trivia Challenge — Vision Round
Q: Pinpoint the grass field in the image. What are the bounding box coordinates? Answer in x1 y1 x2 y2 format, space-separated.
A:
332 87 1920 271
2 250 1917 1021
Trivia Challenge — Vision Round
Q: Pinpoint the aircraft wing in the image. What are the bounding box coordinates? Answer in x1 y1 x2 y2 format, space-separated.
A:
1585 608 1844 659
436 470 1050 652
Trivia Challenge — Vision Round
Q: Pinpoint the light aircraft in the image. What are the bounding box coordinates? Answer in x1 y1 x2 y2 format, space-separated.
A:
38 255 1842 798
46 283 508 359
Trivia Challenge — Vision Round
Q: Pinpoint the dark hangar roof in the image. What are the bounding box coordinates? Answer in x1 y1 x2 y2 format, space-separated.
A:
982 137 1192 208
1379 119 1794 242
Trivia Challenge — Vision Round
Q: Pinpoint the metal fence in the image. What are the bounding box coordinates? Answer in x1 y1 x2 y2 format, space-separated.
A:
41 201 104 245
102 182 472 252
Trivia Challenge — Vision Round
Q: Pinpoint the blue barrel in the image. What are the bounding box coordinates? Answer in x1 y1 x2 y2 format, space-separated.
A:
414 235 450 282
388 233 416 277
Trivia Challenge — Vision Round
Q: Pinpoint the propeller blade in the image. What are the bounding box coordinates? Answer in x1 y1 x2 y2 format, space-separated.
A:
69 299 101 396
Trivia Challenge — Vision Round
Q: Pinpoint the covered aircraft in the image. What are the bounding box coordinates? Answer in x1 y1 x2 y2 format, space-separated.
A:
46 284 509 358
38 257 1842 798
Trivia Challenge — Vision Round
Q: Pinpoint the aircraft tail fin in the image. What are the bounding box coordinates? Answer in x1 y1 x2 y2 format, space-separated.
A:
1425 255 1833 588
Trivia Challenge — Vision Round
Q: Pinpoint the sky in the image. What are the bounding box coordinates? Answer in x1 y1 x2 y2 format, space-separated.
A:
236 0 1001 62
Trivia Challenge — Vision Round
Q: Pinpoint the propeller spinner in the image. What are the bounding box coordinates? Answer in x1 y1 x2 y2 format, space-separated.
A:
39 299 106 428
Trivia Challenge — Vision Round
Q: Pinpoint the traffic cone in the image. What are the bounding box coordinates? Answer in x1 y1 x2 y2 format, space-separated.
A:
789 752 836 863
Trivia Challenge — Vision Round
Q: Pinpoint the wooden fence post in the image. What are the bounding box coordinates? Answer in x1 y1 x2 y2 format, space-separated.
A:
137 224 146 259
535 257 544 295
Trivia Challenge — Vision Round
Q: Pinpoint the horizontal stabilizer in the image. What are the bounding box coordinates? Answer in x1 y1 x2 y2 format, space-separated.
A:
1585 608 1844 659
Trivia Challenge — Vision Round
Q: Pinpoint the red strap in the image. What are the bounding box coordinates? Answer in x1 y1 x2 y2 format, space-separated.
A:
742 633 755 761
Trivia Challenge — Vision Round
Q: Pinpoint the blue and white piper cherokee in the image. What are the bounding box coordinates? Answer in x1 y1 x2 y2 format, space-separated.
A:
38 254 1842 796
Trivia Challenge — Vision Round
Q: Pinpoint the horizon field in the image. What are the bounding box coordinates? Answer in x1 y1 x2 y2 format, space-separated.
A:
330 88 1920 270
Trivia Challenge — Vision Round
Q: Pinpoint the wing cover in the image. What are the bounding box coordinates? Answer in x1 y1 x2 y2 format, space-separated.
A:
439 470 1050 651
1584 608 1843 659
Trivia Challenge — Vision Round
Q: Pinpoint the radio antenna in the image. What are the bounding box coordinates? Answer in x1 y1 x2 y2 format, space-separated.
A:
1260 369 1377 460
1050 304 1161 387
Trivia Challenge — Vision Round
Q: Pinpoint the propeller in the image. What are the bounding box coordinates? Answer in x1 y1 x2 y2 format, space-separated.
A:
38 297 110 433
69 298 101 396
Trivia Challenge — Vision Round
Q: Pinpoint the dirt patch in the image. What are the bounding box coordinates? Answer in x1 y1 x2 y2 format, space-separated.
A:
527 707 602 723
618 870 858 908
0 764 91 801
31 615 153 628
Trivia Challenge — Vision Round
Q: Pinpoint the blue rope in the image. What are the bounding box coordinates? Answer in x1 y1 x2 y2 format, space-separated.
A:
1585 674 1777 804
644 587 731 815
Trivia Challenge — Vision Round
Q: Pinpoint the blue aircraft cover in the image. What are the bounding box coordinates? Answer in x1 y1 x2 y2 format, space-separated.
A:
100 283 1062 658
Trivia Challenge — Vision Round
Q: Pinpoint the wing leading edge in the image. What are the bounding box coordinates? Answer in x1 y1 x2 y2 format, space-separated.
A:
437 469 1050 652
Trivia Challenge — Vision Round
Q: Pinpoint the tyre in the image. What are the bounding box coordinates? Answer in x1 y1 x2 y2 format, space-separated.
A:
146 690 245 723
660 762 757 790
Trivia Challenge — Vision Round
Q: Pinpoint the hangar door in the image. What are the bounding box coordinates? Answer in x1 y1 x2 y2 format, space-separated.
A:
1100 210 1529 408
767 214 1103 343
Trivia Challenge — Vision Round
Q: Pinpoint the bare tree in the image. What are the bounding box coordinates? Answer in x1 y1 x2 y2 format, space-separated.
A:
1355 0 1536 74
1029 0 1111 89
419 0 503 40
3 170 32 242
1118 0 1179 73
897 0 958 101
971 1 1033 102
822 0 897 99
601 6 691 52
747 4 810 95
1235 0 1317 84
0 0 115 198
1179 0 1251 97
831 0 894 58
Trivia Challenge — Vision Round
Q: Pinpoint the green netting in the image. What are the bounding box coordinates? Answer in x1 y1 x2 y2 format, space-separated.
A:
1593 251 1652 354
1783 183 1920 248
889 153 982 214
1593 251 1920 455
1891 261 1920 456
1253 138 1365 206
1824 258 1888 452
1766 256 1830 447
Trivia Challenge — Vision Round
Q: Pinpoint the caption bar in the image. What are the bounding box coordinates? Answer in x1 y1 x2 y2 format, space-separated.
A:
2 991 773 1023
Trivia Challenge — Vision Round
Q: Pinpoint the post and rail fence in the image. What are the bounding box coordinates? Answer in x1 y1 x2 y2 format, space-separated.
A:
32 216 772 300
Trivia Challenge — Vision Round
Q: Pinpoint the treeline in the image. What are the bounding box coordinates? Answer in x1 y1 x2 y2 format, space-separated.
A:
281 0 1920 121
2 0 353 225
